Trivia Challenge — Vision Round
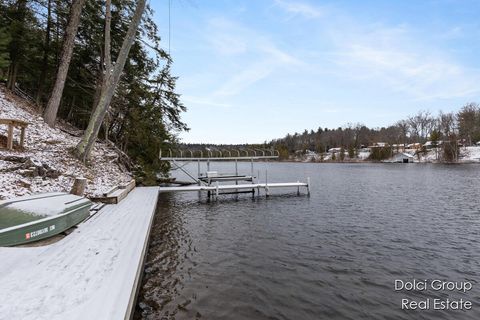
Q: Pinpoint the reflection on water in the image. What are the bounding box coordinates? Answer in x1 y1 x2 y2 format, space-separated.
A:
136 192 198 319
135 163 480 320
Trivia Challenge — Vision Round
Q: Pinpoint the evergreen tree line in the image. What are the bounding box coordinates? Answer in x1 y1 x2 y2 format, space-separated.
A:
271 104 480 160
0 0 188 181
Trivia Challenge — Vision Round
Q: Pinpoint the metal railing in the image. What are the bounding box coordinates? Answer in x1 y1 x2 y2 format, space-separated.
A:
159 148 279 160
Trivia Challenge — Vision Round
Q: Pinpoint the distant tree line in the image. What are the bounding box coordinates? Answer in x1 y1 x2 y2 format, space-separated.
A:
0 0 188 181
270 105 480 161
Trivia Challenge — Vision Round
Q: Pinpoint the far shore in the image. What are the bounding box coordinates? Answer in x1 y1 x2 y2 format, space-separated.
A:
276 159 479 164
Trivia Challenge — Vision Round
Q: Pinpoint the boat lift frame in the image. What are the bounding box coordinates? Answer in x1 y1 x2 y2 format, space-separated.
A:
160 149 279 185
158 148 310 199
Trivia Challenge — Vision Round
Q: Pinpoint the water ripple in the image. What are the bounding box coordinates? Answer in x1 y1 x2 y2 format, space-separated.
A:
135 163 480 320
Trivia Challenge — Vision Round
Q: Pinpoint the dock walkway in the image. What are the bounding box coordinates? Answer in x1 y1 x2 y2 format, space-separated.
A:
0 187 159 320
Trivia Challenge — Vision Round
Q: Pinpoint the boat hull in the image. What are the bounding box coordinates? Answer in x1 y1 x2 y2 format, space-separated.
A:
0 193 92 246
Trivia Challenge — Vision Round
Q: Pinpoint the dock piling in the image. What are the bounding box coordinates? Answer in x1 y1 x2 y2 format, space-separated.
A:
197 160 201 186
307 177 311 196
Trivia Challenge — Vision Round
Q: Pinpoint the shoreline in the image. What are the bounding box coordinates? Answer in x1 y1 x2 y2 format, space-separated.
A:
260 159 480 165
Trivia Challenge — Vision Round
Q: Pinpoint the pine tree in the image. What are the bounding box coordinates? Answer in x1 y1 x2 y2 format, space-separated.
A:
0 0 187 176
43 0 86 127
348 145 355 159
0 27 10 71
6 0 28 90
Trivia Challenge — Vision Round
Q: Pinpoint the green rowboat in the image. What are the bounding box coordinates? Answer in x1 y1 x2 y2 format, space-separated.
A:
0 192 92 246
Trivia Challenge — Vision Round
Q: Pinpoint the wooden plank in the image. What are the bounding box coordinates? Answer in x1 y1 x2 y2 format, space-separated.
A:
103 185 118 197
0 118 29 127
6 124 13 150
119 179 135 191
89 196 118 204
93 180 136 204
19 128 25 147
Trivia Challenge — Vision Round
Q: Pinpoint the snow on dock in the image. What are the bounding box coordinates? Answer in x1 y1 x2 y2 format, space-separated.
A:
0 187 159 320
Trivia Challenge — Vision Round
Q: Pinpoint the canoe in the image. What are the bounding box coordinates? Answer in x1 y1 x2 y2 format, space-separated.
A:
0 192 92 247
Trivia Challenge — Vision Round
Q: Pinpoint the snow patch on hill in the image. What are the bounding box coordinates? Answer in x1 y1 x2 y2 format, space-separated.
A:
0 86 132 200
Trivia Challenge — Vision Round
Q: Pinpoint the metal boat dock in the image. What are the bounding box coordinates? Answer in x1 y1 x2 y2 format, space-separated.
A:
159 148 310 198
0 187 159 320
159 181 310 198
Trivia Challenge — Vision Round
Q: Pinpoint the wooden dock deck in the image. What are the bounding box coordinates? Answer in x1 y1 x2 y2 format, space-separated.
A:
0 187 159 320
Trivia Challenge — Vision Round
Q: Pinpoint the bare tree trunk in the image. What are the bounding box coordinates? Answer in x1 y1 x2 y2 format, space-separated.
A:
6 63 18 90
66 95 76 121
104 114 110 142
54 0 61 66
90 58 104 112
36 0 52 107
6 0 27 91
74 0 147 162
43 0 86 127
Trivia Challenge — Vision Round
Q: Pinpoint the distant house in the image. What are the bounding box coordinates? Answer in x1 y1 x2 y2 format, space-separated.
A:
328 147 342 153
304 149 318 161
392 144 406 152
406 143 422 150
423 141 443 149
369 142 389 148
390 153 414 163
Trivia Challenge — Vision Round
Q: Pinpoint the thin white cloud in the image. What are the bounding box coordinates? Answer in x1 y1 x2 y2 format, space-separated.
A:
209 34 247 55
182 95 231 108
259 44 302 65
273 0 323 18
440 26 464 40
213 63 273 97
204 17 303 97
322 20 480 100
206 18 248 56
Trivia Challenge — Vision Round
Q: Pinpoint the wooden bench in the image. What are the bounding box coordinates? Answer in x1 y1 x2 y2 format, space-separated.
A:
0 118 29 150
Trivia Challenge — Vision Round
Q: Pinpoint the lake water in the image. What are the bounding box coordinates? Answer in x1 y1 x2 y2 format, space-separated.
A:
135 162 480 320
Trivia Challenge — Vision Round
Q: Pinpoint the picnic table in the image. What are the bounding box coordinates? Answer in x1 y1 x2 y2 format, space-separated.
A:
0 118 29 150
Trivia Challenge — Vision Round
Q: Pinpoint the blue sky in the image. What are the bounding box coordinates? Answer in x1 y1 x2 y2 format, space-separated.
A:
150 0 480 144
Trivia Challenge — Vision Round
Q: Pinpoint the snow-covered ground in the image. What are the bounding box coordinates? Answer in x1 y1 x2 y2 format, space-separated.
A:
403 147 480 163
292 146 480 163
458 146 480 162
357 151 370 160
0 86 132 199
0 187 159 320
